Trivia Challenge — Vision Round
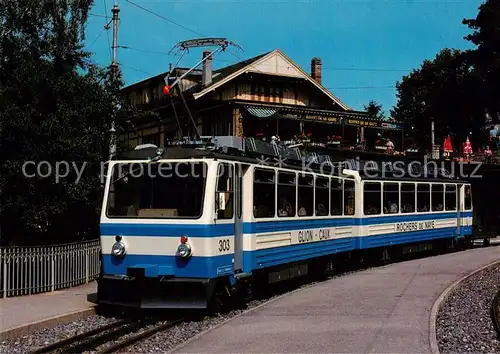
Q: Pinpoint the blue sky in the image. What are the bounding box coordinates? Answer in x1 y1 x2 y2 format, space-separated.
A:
85 0 484 113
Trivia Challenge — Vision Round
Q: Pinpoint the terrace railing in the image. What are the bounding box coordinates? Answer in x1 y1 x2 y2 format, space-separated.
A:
0 240 101 298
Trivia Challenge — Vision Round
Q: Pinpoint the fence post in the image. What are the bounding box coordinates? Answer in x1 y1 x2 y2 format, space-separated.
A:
51 247 55 292
2 248 7 299
85 246 89 283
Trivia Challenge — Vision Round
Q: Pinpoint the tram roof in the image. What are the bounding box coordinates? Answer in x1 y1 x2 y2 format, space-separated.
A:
116 146 469 184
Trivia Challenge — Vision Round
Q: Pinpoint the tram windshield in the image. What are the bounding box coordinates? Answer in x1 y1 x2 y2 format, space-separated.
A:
105 162 207 218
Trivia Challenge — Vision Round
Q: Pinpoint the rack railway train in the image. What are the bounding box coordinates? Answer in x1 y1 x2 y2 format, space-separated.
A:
90 137 474 310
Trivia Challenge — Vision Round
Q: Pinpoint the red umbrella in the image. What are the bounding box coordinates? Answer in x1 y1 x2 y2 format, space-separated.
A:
443 135 453 152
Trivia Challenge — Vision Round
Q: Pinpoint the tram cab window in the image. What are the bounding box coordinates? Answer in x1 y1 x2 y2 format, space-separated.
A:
445 184 457 211
253 168 276 218
298 174 314 216
216 163 234 219
417 184 430 212
431 184 444 211
278 172 296 217
344 180 355 215
464 185 472 210
315 177 329 216
364 182 381 215
331 178 343 215
401 183 415 213
383 183 399 214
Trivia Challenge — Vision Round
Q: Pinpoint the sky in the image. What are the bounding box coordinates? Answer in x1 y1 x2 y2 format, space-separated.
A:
84 0 484 114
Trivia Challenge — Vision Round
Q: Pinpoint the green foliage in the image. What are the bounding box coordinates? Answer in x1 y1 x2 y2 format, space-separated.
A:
0 0 126 245
391 49 482 146
391 0 499 147
364 100 384 120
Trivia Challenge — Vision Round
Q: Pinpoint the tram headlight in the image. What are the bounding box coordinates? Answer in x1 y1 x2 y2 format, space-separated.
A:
111 240 126 258
177 243 192 259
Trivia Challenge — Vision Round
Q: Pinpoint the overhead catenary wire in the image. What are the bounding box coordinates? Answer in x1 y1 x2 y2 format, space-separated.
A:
118 1 401 91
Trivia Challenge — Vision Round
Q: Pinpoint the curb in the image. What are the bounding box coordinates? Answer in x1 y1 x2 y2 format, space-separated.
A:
429 259 500 354
0 307 96 341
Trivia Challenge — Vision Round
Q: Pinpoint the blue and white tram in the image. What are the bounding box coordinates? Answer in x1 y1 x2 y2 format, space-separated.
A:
92 148 473 309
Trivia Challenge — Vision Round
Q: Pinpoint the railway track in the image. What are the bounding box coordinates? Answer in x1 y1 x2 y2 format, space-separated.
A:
491 288 500 339
29 317 186 354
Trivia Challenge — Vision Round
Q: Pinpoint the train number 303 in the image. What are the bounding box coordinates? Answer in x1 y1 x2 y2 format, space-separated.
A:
218 239 231 252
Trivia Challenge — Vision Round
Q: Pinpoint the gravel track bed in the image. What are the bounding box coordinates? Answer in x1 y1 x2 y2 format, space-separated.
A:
436 263 500 354
0 314 119 354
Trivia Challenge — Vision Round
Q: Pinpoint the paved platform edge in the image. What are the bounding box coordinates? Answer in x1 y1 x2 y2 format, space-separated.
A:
0 306 96 341
429 259 500 354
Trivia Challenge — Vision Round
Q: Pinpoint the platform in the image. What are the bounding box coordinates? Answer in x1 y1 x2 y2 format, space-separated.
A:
172 244 500 353
0 281 97 338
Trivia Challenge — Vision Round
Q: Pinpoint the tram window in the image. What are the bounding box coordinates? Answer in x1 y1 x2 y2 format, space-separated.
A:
315 177 329 216
364 182 381 215
417 184 430 212
383 183 399 214
278 172 296 217
331 178 343 215
253 168 276 218
401 183 415 213
106 162 207 219
464 185 472 210
344 180 355 215
445 184 457 211
431 184 444 211
215 163 234 219
298 174 314 217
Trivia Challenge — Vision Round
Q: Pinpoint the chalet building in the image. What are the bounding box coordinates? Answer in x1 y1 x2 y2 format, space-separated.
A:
119 49 402 150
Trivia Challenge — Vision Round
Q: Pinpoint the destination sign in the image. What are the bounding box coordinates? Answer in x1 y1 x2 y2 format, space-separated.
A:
395 220 435 232
298 228 331 243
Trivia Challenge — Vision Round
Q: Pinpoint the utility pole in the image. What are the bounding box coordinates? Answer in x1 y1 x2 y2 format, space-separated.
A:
109 1 120 161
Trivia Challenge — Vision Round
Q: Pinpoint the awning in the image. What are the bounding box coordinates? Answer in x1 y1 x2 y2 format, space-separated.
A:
244 106 278 118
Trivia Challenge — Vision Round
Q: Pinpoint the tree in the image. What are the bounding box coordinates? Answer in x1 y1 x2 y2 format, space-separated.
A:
0 0 125 245
364 100 384 120
463 0 500 120
391 49 483 148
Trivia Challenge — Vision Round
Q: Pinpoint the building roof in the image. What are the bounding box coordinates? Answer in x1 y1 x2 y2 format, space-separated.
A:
122 49 352 110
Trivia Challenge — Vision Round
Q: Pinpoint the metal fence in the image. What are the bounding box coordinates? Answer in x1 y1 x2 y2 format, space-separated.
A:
0 240 101 298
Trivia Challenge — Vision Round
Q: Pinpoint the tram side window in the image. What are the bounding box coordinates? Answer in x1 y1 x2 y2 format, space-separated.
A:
364 182 381 215
417 184 430 212
401 183 415 213
431 184 444 211
383 183 399 214
344 180 355 215
278 172 296 217
298 174 314 216
464 185 472 210
445 184 457 211
315 177 329 216
216 163 234 219
253 169 276 218
331 178 343 215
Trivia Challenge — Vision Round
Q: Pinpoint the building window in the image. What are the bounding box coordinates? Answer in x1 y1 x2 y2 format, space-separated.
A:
315 177 329 216
417 184 430 212
277 172 296 217
298 174 314 216
364 182 381 215
432 184 444 211
445 184 457 211
383 183 399 214
331 178 343 215
253 168 275 218
401 183 415 213
344 180 355 215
